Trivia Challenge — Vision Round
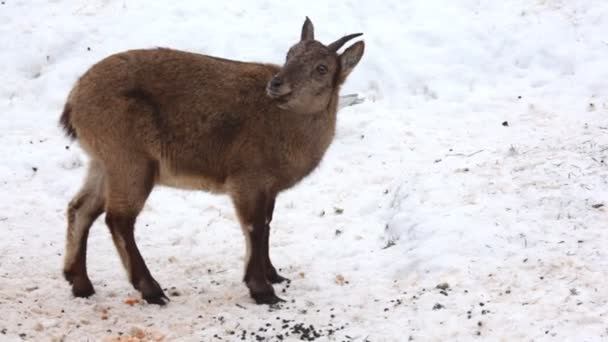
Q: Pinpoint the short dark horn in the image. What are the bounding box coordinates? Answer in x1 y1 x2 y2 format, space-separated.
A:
328 33 363 52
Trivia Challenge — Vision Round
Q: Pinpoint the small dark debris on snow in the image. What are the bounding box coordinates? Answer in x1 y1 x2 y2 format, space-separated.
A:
335 229 342 236
382 239 396 250
432 303 445 310
591 203 604 209
517 95 522 99
570 288 579 296
434 158 442 163
333 207 344 215
32 167 38 172
479 302 485 307
87 47 91 51
24 286 38 292
291 322 323 341
1 329 6 334
436 282 450 291
502 121 509 127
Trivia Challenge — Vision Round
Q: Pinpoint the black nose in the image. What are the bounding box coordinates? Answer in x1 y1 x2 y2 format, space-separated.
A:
270 77 283 89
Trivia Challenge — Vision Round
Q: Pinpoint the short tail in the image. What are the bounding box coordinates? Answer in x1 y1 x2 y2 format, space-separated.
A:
60 103 77 140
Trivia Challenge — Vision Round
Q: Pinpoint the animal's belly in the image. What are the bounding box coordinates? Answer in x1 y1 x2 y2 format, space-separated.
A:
156 164 226 193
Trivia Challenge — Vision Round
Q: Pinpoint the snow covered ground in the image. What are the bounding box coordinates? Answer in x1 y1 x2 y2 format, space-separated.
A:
1 0 608 341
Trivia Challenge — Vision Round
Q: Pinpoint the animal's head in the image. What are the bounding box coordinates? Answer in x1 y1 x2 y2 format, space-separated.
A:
266 17 365 113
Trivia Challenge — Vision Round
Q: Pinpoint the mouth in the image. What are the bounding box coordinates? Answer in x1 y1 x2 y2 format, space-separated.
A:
266 87 292 100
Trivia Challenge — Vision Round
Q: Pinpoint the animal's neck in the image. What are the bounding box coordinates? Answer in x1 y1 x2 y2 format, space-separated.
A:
298 90 340 154
306 88 340 122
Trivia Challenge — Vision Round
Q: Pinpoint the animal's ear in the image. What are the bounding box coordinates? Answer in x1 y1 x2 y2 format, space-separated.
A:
301 16 314 41
338 41 365 81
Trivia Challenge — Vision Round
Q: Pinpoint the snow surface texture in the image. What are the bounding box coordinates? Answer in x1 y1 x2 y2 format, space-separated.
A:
1 0 608 341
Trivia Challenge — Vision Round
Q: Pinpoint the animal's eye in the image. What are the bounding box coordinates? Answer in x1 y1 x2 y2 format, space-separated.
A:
316 64 328 75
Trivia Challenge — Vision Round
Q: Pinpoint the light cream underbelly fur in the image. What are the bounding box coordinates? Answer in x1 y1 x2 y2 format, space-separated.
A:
156 162 227 194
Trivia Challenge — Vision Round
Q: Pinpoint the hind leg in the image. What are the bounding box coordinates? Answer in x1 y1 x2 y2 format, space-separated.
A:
104 158 168 305
63 159 106 298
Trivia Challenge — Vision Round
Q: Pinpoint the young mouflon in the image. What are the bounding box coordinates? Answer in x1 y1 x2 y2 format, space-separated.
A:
60 17 364 305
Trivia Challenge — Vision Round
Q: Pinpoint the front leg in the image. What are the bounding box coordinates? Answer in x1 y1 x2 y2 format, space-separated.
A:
233 192 284 305
264 198 288 284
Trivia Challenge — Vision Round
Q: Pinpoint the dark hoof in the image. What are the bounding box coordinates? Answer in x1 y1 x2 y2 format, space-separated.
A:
252 291 285 305
267 272 289 284
136 278 169 305
65 271 95 298
72 277 95 298
72 283 95 298
143 293 170 306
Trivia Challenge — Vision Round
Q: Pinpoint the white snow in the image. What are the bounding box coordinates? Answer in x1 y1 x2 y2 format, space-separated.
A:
1 0 608 341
